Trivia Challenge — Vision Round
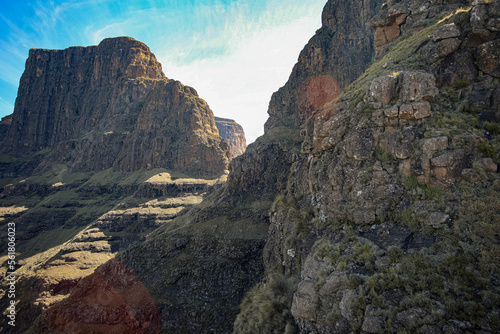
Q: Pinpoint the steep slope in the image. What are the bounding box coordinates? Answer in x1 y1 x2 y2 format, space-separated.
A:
236 0 500 333
23 0 500 334
0 37 241 333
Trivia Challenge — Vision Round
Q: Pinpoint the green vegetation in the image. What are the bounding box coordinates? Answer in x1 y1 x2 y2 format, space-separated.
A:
342 22 440 101
254 126 302 149
233 272 297 334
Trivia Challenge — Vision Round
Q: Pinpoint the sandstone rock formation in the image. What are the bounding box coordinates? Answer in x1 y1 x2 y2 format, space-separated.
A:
1 37 232 178
215 117 246 157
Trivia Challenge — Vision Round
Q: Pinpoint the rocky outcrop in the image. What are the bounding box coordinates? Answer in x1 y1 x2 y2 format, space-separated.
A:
254 1 500 333
1 37 231 178
264 0 385 131
215 117 246 157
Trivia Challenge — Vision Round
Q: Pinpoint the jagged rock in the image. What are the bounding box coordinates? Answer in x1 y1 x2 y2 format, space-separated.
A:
291 281 319 322
362 316 385 333
372 7 408 51
369 74 398 104
339 290 358 322
399 101 432 119
425 211 450 228
318 272 347 296
312 102 349 151
462 168 482 182
384 105 399 118
395 308 425 329
432 38 462 59
423 136 449 153
214 117 246 158
345 128 375 161
477 157 498 172
399 72 439 103
438 49 478 86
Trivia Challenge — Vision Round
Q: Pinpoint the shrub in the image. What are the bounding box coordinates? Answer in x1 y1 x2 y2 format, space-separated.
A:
233 273 297 334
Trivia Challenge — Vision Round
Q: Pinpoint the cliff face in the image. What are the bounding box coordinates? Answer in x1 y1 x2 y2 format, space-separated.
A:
21 0 500 333
1 37 230 178
215 117 246 158
243 0 500 333
0 37 243 333
26 0 385 333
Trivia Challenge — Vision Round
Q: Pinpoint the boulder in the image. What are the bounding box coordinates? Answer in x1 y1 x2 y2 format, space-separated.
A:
432 23 461 41
399 72 439 103
476 40 500 77
369 74 398 104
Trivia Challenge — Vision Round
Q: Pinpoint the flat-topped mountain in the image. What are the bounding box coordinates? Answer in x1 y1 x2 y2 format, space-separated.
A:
1 36 236 178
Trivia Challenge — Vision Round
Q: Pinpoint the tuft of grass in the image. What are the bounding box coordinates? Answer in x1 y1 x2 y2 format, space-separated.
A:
485 122 500 135
233 272 297 334
454 78 470 89
375 145 393 164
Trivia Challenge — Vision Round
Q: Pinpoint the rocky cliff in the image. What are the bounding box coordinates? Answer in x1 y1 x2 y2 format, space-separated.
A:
0 37 244 333
239 0 500 333
215 117 246 158
1 36 231 178
18 0 500 333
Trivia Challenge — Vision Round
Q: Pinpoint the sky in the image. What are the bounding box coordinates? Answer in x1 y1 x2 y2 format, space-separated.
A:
0 0 326 143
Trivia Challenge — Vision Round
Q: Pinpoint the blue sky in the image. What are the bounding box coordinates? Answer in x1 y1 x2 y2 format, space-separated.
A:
0 0 326 143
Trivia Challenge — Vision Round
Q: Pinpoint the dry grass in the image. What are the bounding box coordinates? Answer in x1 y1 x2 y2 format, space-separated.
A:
0 205 28 221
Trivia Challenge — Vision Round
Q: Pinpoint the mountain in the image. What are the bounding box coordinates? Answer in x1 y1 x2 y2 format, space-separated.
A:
0 36 230 178
5 0 500 333
0 37 244 333
215 117 246 158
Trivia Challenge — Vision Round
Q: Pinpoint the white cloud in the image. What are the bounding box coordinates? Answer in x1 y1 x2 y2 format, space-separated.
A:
158 1 323 143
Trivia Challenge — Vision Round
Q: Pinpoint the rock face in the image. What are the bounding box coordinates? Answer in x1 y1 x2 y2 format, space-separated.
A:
0 114 11 140
252 1 500 333
215 117 246 157
1 37 231 178
0 37 241 333
19 1 500 334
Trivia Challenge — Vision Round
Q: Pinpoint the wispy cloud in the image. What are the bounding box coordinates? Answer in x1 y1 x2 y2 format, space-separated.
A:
0 0 326 142
160 0 324 142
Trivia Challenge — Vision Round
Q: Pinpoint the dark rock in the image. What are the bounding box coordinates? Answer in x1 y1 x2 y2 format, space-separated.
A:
345 128 375 161
433 23 461 41
476 39 500 77
438 49 478 86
